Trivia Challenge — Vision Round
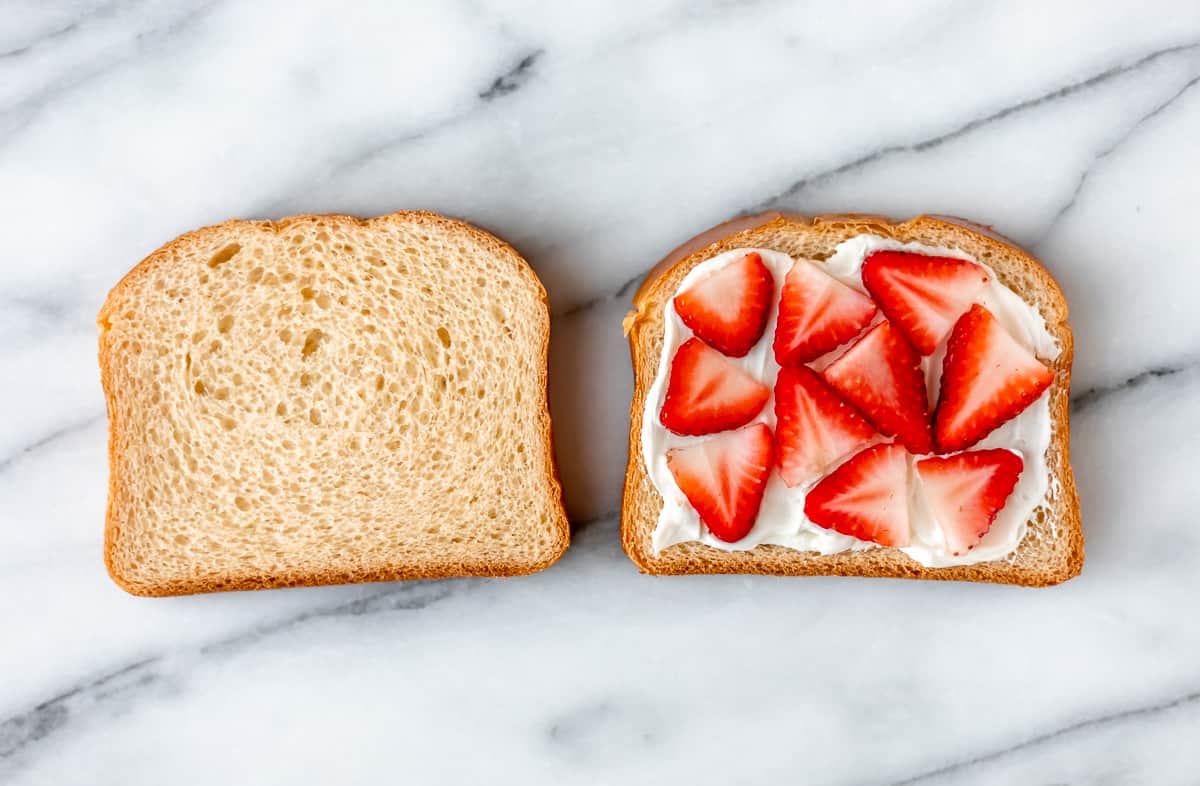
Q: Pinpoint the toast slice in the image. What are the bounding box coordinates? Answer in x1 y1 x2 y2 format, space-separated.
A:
622 212 1081 586
99 211 569 596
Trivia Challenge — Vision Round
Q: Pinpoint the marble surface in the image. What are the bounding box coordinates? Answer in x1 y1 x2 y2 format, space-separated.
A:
3 1 1200 782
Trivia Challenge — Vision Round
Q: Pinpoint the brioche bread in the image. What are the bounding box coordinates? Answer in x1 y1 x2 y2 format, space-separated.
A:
99 211 568 596
622 212 1082 586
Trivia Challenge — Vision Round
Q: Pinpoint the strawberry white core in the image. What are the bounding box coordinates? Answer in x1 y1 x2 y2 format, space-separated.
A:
641 236 1061 568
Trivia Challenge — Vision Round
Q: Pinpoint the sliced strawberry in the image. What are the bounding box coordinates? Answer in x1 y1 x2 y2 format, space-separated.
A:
774 366 878 487
667 423 774 543
822 321 933 454
804 443 911 547
773 258 877 366
674 252 773 357
862 250 990 355
934 305 1054 452
916 449 1024 555
659 337 770 436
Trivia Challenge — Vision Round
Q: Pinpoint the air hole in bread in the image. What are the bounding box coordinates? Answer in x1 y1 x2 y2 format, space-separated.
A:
301 329 323 358
217 314 234 334
279 328 292 343
375 375 385 391
301 287 315 301
309 409 321 425
276 402 286 417
234 496 250 511
208 244 241 268
194 380 207 395
214 387 229 401
300 372 313 387
221 416 237 431
437 327 451 348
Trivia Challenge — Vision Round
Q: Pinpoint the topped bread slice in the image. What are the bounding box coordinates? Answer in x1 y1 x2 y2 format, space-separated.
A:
99 211 568 596
622 212 1081 586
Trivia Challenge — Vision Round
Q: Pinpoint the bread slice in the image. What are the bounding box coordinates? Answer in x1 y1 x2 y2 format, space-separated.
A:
622 212 1081 586
99 211 569 596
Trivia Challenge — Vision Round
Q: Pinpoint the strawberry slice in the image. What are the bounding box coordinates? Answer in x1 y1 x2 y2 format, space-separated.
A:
773 258 876 366
822 321 933 454
667 423 774 543
862 250 990 355
916 449 1024 555
659 337 770 436
774 366 878 487
674 252 773 357
934 304 1054 452
803 443 911 547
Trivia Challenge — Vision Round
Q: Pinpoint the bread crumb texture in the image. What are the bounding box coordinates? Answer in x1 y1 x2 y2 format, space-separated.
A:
622 213 1081 586
99 212 568 596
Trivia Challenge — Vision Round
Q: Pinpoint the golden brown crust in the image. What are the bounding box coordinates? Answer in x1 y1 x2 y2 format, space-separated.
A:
622 212 1082 586
98 211 569 597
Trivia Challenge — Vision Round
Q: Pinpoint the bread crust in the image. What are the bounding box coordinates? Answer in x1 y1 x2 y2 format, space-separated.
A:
98 211 569 596
622 213 1082 586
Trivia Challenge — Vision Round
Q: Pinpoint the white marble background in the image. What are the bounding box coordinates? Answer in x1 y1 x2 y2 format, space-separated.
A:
3 0 1200 783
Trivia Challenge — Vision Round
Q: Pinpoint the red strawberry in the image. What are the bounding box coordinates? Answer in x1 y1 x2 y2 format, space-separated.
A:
822 321 933 454
659 337 770 436
773 258 876 366
916 449 1024 555
804 443 911 547
774 366 878 487
861 250 991 355
667 423 774 543
674 252 773 357
934 305 1054 452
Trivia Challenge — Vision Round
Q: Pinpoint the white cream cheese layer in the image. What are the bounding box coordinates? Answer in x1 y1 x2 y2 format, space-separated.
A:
641 235 1060 567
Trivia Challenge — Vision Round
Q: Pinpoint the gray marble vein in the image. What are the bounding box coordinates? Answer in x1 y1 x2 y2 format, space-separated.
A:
0 1 220 142
1070 363 1193 414
0 414 105 475
748 39 1200 215
480 50 545 101
0 579 468 770
1035 71 1200 247
891 685 1200 786
0 1 116 60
